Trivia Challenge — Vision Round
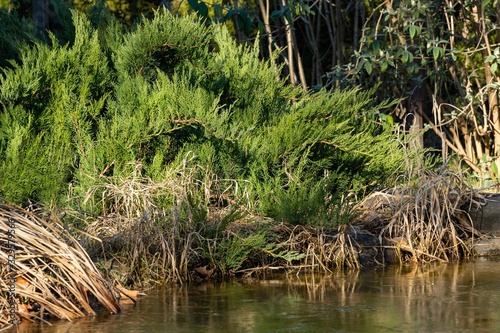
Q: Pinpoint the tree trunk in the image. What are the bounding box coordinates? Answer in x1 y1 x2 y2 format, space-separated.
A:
280 0 297 85
257 0 280 81
32 0 50 35
477 1 500 179
409 81 424 154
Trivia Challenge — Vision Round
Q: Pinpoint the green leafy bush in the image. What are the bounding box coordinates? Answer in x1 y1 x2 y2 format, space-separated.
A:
0 5 404 226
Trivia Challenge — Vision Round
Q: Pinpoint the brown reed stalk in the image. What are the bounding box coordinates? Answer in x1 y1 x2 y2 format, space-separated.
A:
0 204 121 328
359 167 484 264
281 223 361 271
81 158 247 285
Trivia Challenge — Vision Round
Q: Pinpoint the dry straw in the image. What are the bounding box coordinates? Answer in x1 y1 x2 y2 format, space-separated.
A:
277 223 362 272
358 166 484 264
0 204 121 329
80 156 258 285
81 159 210 285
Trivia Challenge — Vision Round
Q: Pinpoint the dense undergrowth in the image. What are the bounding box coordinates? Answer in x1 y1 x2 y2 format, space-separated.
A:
0 2 427 287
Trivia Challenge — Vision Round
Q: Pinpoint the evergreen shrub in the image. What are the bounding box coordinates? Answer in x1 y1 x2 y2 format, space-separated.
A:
0 5 405 226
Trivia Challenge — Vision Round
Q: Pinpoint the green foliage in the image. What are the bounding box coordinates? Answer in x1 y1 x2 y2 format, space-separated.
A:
202 29 296 130
338 0 500 182
246 87 403 224
213 232 266 275
1 4 404 226
113 10 211 82
0 10 110 205
0 8 41 67
329 0 441 93
209 231 305 275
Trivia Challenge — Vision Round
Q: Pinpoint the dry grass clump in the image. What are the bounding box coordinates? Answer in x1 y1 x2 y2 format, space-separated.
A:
81 164 191 285
0 289 9 329
275 224 363 271
79 158 366 281
87 213 181 286
0 204 121 330
357 167 484 264
80 159 250 286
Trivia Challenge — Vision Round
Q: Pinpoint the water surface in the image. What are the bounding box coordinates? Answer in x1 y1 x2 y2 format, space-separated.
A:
17 259 500 332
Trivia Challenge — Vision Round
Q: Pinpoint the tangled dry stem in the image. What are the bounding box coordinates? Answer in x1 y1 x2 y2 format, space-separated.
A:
81 159 241 286
0 204 121 330
276 224 362 272
357 167 484 264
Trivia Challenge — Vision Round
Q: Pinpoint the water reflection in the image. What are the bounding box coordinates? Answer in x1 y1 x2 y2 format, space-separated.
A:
16 259 500 332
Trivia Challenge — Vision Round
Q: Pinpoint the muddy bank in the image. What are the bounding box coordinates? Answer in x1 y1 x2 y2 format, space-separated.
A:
470 194 500 257
351 193 500 263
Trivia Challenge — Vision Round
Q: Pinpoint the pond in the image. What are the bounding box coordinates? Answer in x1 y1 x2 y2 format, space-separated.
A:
16 259 500 332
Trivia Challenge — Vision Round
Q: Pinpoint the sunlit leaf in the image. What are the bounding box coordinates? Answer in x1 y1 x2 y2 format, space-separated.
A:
406 64 414 74
357 59 366 72
402 51 409 64
379 113 394 127
409 25 420 40
482 0 492 7
433 47 440 61
486 55 497 63
490 62 498 75
491 161 499 181
364 61 373 75
381 60 388 73
386 114 394 126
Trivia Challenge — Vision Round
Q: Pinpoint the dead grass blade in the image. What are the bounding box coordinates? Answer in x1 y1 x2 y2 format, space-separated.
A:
279 224 362 271
0 204 121 328
357 167 484 264
81 158 247 286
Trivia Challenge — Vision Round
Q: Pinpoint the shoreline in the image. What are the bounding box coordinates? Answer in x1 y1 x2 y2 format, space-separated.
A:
1 188 499 327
